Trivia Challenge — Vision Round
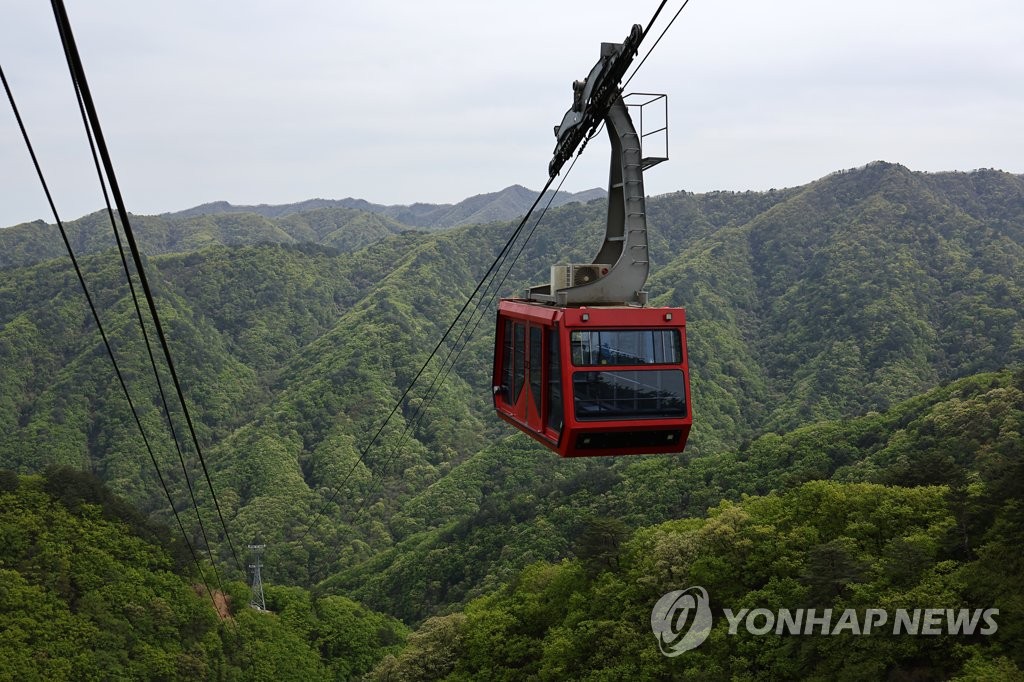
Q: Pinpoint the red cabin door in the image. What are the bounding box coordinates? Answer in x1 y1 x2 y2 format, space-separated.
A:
509 320 527 422
525 325 544 433
497 318 546 433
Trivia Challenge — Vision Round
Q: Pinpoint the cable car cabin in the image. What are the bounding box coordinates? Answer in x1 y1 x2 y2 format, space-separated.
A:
493 299 691 457
494 25 690 456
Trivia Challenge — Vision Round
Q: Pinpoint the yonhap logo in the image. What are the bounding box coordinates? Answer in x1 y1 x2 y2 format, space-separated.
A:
650 586 713 656
650 586 999 657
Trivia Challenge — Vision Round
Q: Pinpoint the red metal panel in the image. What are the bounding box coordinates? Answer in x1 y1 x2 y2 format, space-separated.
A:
494 299 691 457
560 305 685 329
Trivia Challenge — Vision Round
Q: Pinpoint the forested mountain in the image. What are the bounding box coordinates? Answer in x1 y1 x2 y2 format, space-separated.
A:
0 206 413 271
0 185 605 271
162 185 606 229
1 162 1022 678
3 368 1020 679
0 467 406 680
369 370 1024 679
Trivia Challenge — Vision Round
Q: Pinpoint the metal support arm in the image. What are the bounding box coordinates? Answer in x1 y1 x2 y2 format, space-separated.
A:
528 94 651 306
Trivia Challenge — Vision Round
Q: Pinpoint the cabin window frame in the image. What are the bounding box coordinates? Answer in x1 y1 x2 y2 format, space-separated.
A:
546 327 563 434
571 368 687 421
513 322 526 404
569 329 682 367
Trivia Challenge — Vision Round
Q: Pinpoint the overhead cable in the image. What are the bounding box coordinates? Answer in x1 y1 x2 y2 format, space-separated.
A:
295 172 558 545
52 12 226 588
2 62 217 604
296 0 685 555
49 0 243 574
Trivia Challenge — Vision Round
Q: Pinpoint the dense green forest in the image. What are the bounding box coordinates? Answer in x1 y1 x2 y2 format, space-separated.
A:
2 369 1021 679
1 162 1022 678
365 368 1024 679
0 467 406 680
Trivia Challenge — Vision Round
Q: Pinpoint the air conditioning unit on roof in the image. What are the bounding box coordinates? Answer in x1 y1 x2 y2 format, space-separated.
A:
550 263 612 291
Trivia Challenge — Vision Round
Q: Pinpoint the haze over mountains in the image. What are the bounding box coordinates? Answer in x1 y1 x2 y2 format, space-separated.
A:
1 161 1022 678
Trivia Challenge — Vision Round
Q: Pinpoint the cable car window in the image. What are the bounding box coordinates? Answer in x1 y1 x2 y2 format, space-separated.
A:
500 319 513 404
513 322 526 403
570 329 681 366
529 326 543 414
572 369 686 420
547 328 562 433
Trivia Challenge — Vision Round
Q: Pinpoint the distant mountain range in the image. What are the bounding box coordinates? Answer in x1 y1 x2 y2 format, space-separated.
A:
159 185 606 229
0 185 606 270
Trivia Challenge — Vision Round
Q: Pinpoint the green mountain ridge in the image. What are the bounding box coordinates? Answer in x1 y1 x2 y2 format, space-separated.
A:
158 185 607 229
359 367 1023 679
0 206 414 271
328 367 1024 623
0 185 609 272
1 365 1020 679
0 162 1022 677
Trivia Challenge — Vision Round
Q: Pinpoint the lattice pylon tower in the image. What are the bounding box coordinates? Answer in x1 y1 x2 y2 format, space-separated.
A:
248 544 266 611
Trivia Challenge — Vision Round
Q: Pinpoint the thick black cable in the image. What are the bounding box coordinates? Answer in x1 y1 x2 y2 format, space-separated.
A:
2 63 216 603
49 0 244 574
296 0 677 553
623 0 691 92
303 2 682 573
53 23 225 590
401 152 585 460
641 0 671 42
390 154 581 466
306 154 583 584
411 0 686 469
295 173 557 545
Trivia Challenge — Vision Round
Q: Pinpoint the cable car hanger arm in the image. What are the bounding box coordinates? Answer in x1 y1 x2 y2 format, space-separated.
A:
530 22 662 307
549 23 643 179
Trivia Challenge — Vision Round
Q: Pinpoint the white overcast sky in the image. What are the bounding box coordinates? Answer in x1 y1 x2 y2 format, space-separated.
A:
2 0 1022 227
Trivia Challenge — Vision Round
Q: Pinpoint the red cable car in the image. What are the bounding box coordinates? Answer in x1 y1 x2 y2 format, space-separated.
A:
492 25 692 457
493 301 691 457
